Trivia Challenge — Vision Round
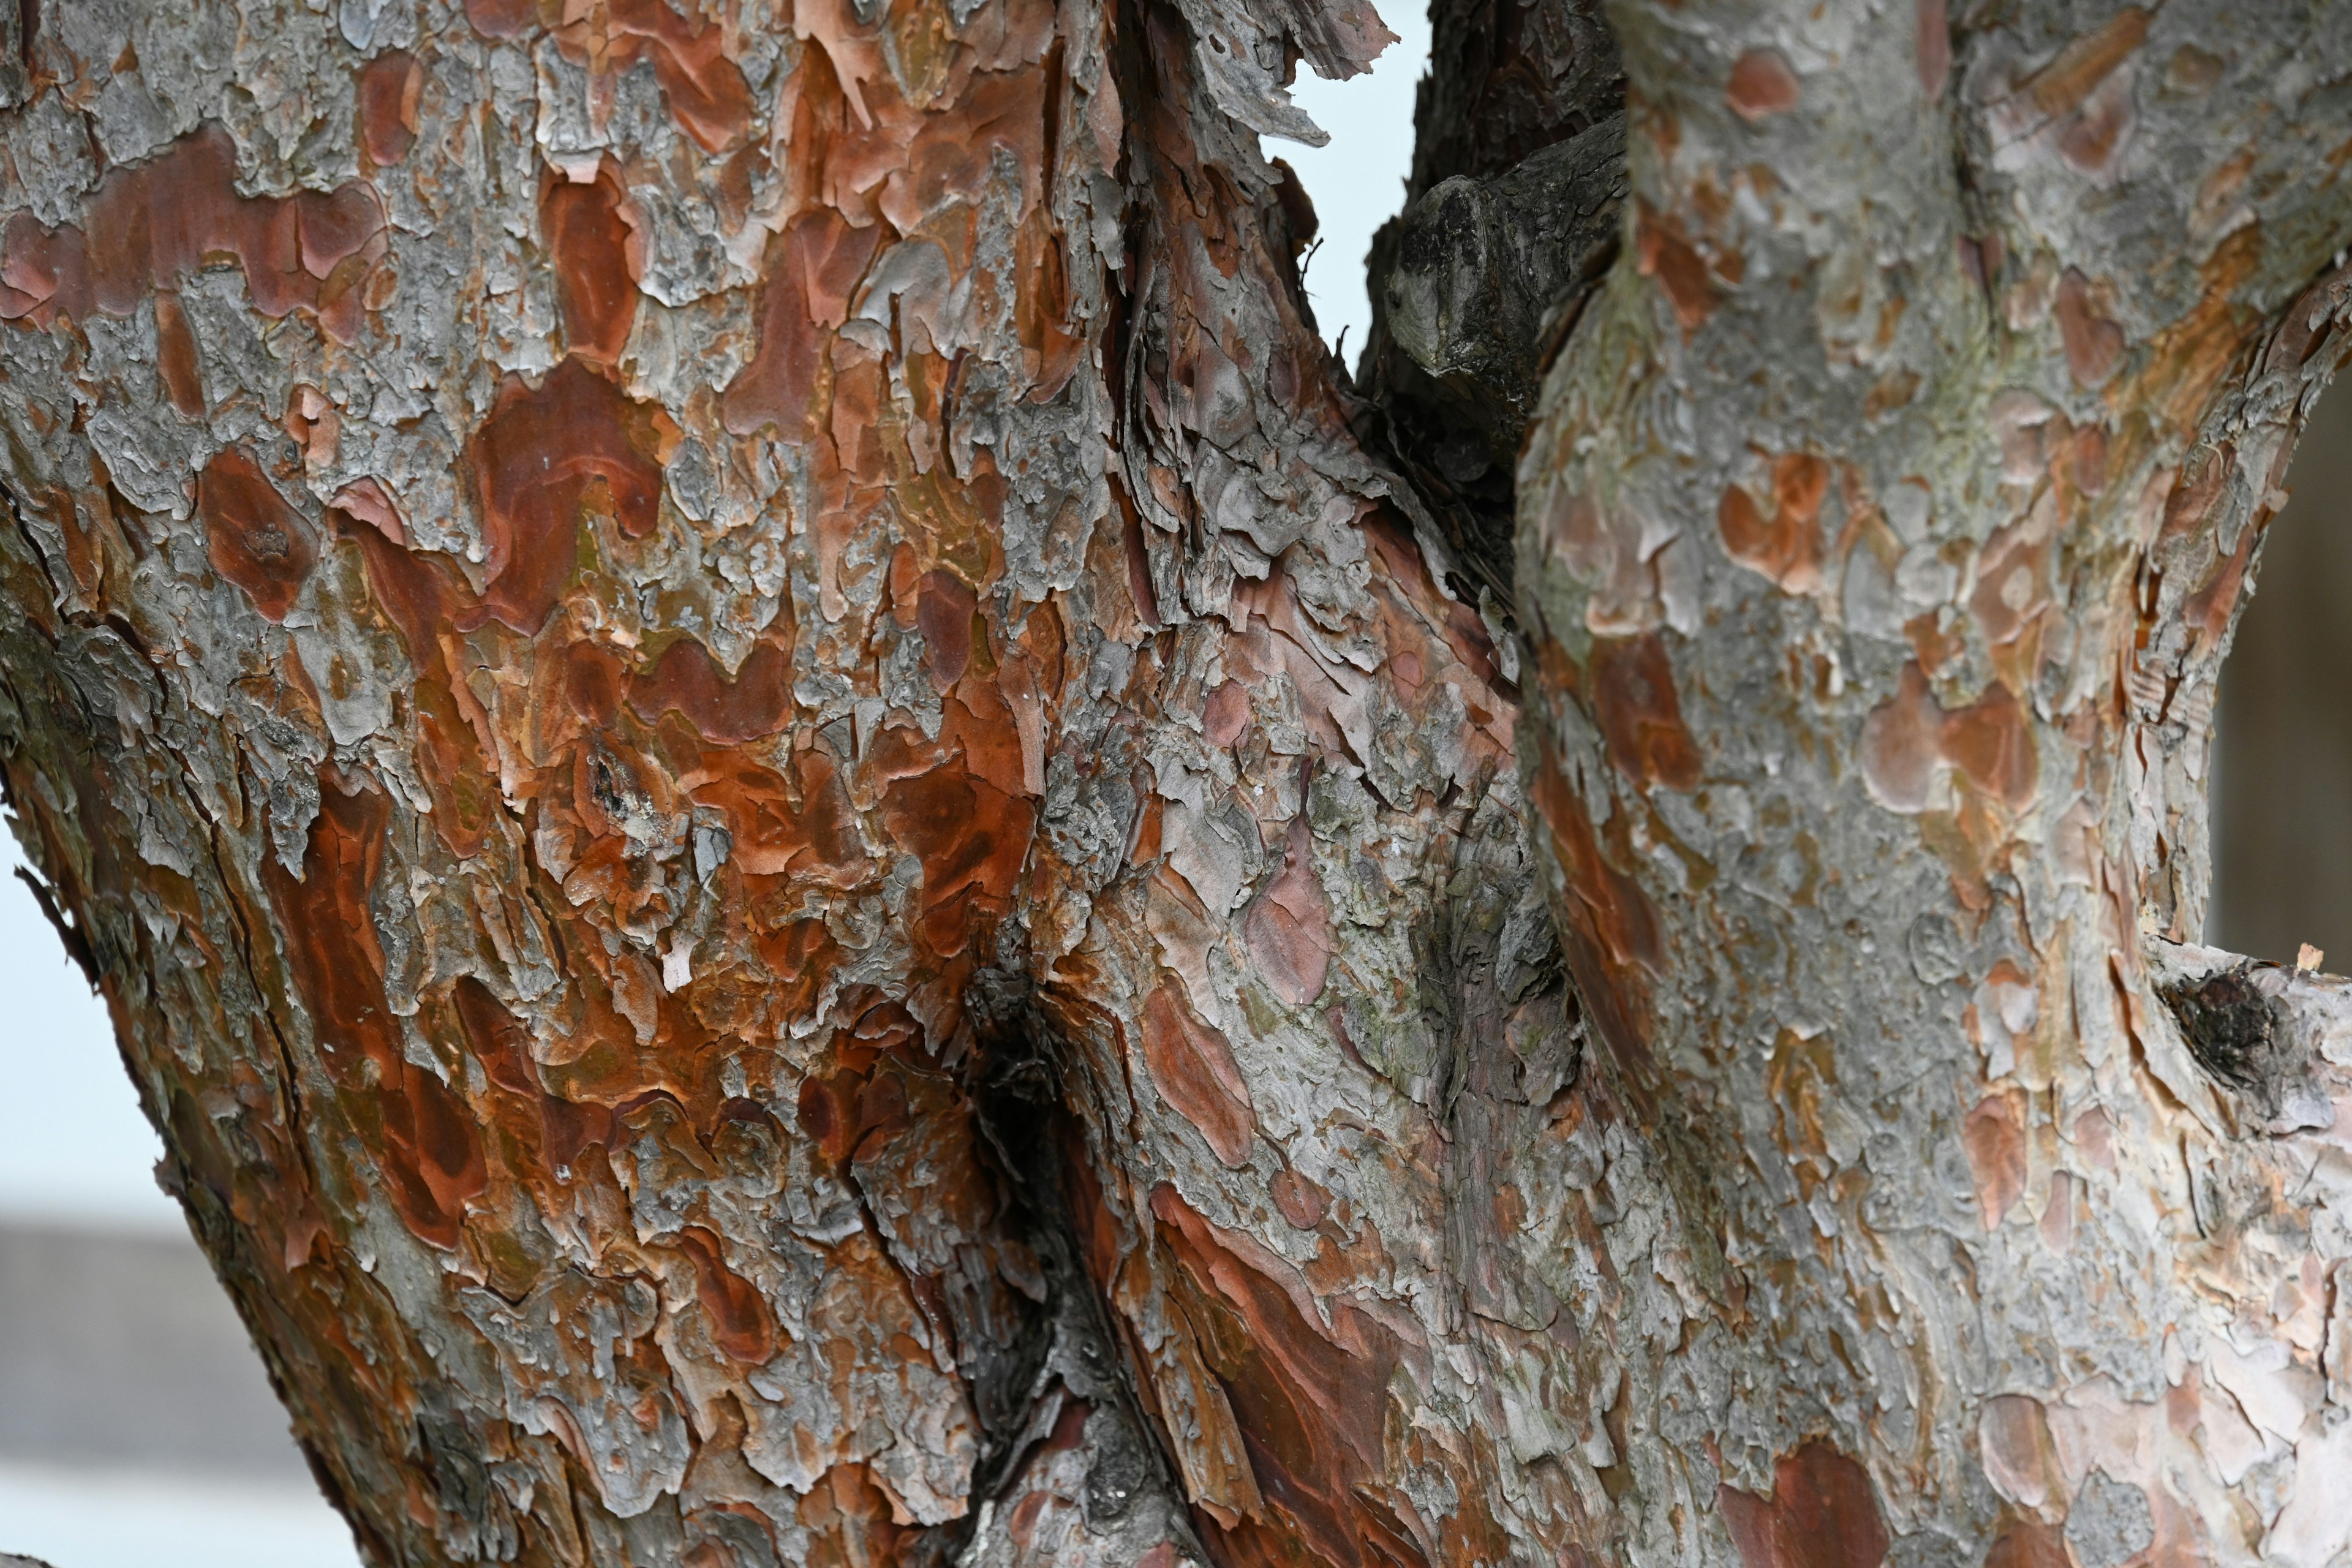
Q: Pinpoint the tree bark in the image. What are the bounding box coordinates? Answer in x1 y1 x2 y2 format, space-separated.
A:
4 2 2352 1568
1515 2 2352 1564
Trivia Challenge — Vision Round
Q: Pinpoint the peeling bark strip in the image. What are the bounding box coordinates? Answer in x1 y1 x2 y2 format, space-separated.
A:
8 0 2352 1566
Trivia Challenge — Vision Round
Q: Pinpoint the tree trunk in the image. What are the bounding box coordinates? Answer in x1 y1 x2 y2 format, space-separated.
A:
4 2 2351 1567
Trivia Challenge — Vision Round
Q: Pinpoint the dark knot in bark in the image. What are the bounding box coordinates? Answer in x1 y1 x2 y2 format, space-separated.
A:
2153 957 2333 1132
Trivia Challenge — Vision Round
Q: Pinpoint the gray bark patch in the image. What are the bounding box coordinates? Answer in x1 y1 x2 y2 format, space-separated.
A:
2065 1469 2154 1568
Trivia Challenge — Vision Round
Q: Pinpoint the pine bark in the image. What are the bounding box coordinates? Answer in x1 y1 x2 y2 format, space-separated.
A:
3 2 2351 1567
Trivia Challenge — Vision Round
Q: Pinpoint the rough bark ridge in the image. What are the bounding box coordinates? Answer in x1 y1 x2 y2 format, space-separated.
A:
1517 1 2352 1563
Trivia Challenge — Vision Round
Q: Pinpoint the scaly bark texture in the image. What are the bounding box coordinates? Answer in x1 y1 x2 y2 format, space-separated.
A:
1518 1 2352 1564
11 0 2352 1566
0 0 1596 1564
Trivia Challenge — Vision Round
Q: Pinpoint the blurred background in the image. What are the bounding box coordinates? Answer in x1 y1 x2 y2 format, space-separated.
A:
2213 384 2352 967
4 10 2346 1562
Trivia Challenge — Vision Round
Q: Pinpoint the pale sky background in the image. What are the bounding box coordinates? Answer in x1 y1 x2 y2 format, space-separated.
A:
0 20 1431 1567
0 829 175 1234
1284 6 1434 368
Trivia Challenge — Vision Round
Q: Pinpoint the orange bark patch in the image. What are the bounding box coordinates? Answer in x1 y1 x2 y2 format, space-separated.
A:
628 639 792 741
1140 981 1257 1169
0 127 386 341
265 784 487 1251
722 210 883 438
467 358 663 633
356 50 424 168
1242 816 1332 1007
1719 1442 1890 1568
1718 453 1828 592
1727 50 1800 120
1591 633 1702 791
543 168 640 368
197 447 315 622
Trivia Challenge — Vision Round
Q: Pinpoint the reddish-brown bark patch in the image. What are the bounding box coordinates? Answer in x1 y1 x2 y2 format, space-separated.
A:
1727 49 1801 120
1140 981 1257 1169
265 783 486 1251
628 639 791 741
673 1224 780 1365
456 976 616 1176
558 0 755 154
1526 739 1667 1118
1150 1184 1417 1568
1718 453 1828 592
1719 1441 1890 1568
356 50 424 167
1591 633 1703 791
331 478 407 546
197 447 315 622
543 168 639 366
1203 680 1253 747
2056 269 2127 389
461 0 533 36
2158 446 2234 543
1860 663 2037 813
1635 201 1719 333
722 209 883 437
2022 8 2150 121
1270 1169 1332 1230
690 747 866 886
876 755 1036 957
1983 1522 2069 1568
467 358 663 633
2182 517 2260 653
1242 816 1332 1007
0 127 386 341
1917 0 1951 99
154 292 205 417
1962 1089 2029 1228
916 569 978 691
